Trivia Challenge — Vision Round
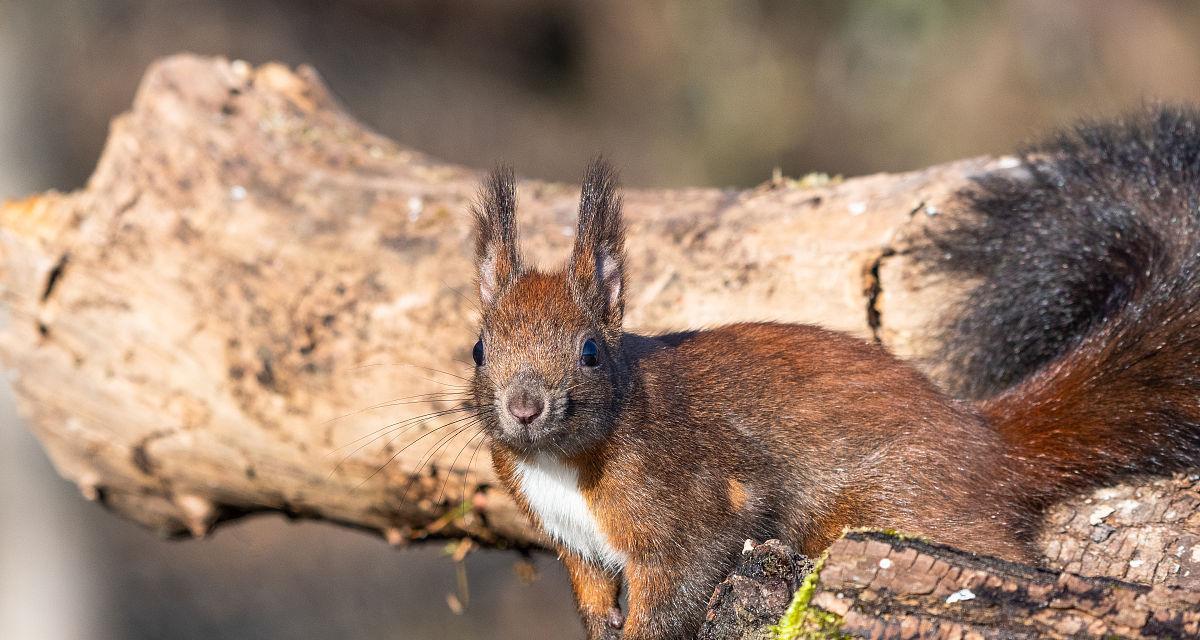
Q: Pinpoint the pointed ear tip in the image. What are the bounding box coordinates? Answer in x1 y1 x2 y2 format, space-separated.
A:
487 164 515 189
582 158 621 195
590 155 616 174
476 163 518 222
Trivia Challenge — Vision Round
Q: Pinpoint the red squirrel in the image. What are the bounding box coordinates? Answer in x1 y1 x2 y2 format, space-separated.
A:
468 107 1200 639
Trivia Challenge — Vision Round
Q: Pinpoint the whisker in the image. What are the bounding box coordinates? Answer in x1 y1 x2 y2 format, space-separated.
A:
345 361 473 383
404 376 470 391
320 392 474 426
401 421 481 503
413 421 479 479
355 413 484 490
327 406 488 479
461 430 491 509
439 278 483 316
327 404 481 458
437 429 487 506
561 381 592 395
351 422 461 490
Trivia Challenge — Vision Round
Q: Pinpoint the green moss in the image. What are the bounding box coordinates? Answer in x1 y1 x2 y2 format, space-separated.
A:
792 172 843 190
849 527 928 543
769 552 849 640
767 169 844 191
773 529 938 638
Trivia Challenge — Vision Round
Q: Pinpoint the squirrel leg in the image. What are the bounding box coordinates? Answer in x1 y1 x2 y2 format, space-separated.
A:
622 557 726 640
561 551 623 640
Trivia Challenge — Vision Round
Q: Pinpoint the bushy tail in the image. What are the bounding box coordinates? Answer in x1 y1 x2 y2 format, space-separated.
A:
923 106 1200 499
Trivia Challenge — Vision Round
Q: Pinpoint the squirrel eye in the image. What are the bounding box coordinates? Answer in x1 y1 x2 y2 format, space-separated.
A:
472 339 485 366
580 338 600 368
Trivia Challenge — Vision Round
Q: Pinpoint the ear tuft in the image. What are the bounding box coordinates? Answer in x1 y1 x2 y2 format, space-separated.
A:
570 157 626 327
473 165 522 305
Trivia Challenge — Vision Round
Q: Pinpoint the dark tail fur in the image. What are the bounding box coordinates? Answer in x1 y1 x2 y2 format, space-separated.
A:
923 106 1200 501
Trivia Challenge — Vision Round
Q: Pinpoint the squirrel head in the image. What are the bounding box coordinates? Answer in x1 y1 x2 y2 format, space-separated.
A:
470 159 627 455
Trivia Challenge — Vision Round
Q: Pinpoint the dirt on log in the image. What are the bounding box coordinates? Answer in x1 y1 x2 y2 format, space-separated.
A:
1 55 1199 635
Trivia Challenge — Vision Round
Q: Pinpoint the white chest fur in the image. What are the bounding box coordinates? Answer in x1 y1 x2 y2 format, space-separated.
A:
515 453 627 572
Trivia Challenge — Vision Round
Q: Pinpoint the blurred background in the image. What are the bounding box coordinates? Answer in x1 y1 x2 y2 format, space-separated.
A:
3 1 1200 638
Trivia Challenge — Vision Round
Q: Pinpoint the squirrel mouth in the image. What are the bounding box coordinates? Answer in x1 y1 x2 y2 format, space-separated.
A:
498 423 561 453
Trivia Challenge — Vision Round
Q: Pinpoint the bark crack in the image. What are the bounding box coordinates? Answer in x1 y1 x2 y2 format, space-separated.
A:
863 201 925 344
130 428 175 476
864 246 895 344
40 252 69 302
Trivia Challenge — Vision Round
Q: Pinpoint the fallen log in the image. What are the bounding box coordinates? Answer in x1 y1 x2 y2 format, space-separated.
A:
0 54 976 547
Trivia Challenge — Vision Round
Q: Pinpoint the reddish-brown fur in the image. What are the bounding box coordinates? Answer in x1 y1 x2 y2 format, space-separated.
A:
469 152 1200 639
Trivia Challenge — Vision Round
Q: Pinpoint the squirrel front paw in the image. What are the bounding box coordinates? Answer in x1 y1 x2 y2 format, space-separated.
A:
586 606 624 640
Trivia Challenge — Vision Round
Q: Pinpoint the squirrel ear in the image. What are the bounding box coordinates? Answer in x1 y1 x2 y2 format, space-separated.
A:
569 157 626 327
473 165 522 306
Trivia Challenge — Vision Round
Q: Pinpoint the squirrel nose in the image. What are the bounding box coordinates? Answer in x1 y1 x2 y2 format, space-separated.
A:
507 393 544 425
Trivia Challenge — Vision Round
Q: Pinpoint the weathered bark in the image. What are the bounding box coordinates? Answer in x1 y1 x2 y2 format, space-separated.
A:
1039 473 1200 590
703 531 1200 639
770 531 1200 639
2 54 1200 635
